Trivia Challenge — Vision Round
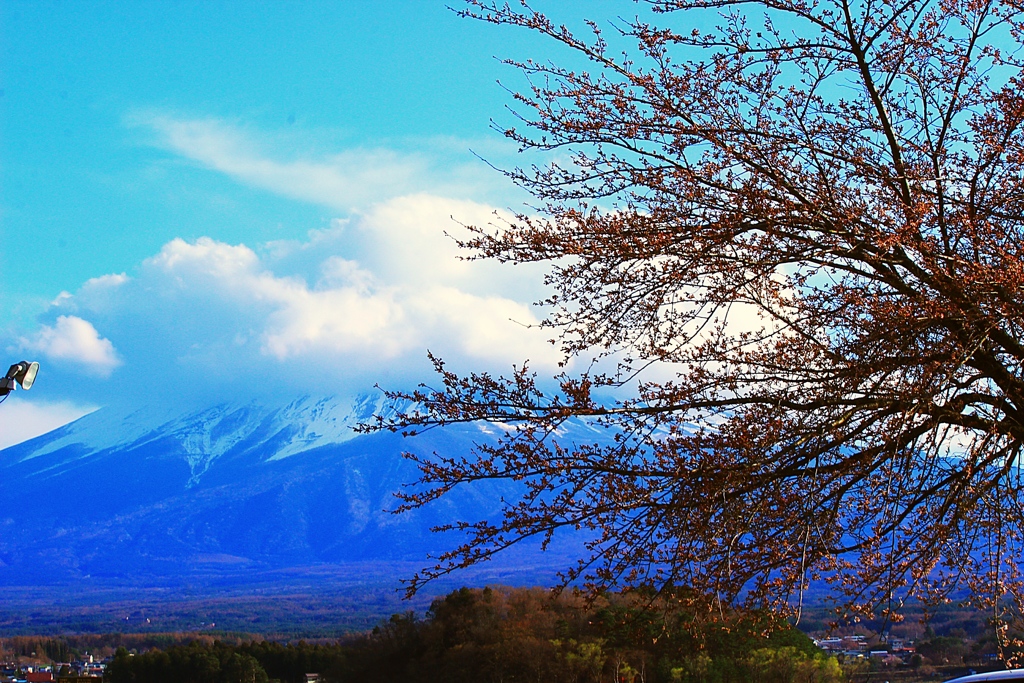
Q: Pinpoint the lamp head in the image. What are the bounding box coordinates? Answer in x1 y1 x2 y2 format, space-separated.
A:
5 361 40 390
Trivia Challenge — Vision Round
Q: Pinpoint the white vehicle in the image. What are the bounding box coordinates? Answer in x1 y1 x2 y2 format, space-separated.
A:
944 671 1024 682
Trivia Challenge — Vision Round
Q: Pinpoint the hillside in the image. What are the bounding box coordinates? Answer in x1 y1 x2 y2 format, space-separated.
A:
0 394 592 590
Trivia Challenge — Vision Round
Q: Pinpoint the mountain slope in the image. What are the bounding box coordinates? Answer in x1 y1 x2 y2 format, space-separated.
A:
0 395 591 587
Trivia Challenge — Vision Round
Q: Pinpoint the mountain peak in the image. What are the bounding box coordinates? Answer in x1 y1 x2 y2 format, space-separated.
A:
2 391 400 469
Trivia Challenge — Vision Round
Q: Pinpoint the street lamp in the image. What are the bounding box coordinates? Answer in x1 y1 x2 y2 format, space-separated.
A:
0 361 40 397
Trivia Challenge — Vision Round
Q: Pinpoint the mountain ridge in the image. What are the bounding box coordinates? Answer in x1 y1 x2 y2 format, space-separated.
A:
0 393 587 590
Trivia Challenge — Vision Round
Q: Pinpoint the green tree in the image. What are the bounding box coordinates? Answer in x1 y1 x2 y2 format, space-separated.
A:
221 653 268 683
104 647 134 683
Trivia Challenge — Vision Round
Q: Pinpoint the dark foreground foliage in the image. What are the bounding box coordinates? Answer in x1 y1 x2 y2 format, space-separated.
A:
104 586 841 683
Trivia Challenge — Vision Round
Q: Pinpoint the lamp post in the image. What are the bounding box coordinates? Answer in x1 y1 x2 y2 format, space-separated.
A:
0 361 40 398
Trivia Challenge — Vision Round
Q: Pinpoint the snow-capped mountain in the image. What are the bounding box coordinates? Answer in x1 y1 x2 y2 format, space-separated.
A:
0 393 590 587
13 394 386 486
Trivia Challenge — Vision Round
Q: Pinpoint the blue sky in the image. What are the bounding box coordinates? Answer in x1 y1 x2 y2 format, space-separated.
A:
0 1 639 446
1 1 525 306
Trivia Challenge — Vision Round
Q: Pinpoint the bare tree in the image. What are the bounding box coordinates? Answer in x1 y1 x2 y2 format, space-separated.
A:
366 0 1024 644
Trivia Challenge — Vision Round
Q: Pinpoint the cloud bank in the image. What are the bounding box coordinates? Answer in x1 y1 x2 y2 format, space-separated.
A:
3 115 550 444
24 193 556 409
134 114 500 211
23 315 122 377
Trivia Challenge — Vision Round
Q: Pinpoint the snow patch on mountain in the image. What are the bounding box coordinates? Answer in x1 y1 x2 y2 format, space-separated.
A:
7 392 398 475
265 395 376 461
14 402 180 462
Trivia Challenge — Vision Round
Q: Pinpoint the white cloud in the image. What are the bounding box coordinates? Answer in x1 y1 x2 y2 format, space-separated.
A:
134 114 430 211
83 273 130 289
0 398 96 450
21 193 559 408
141 237 413 361
130 214 558 369
9 115 558 413
24 316 122 377
405 286 547 364
358 193 510 287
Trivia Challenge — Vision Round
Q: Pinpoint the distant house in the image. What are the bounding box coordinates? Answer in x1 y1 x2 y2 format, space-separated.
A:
816 638 843 653
26 673 53 683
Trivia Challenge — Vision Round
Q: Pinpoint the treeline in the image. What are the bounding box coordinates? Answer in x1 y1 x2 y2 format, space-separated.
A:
106 641 322 683
105 586 842 683
0 633 272 664
5 637 76 662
